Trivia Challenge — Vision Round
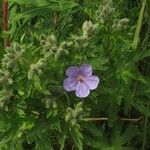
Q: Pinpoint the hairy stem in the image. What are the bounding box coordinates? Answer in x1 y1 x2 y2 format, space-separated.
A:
82 116 142 122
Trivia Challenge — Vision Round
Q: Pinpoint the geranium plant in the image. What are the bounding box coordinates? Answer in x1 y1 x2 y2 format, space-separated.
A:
0 0 150 150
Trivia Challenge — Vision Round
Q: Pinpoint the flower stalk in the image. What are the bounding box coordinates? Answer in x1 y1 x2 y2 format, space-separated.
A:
3 0 10 48
82 116 142 122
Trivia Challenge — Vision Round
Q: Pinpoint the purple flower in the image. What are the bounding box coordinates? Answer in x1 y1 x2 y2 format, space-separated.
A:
63 64 100 98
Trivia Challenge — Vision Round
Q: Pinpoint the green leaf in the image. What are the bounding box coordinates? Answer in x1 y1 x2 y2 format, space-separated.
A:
83 123 109 149
120 125 139 145
8 0 51 6
73 127 83 150
134 50 150 62
90 57 109 70
59 133 66 150
111 125 139 149
59 1 78 11
0 120 11 132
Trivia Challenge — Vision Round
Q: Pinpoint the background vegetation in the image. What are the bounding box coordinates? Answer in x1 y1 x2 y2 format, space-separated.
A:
0 0 150 149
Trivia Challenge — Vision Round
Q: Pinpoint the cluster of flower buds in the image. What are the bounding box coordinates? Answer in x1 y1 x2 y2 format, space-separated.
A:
40 34 58 56
0 89 12 108
2 43 25 70
71 20 98 49
96 0 115 24
112 18 129 31
82 20 99 36
40 20 99 60
40 34 69 60
65 102 83 126
28 35 59 79
0 70 13 86
74 21 98 41
28 58 46 80
29 34 70 80
54 41 69 59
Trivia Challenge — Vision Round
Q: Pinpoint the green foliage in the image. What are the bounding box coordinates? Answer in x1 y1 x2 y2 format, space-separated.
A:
0 0 150 150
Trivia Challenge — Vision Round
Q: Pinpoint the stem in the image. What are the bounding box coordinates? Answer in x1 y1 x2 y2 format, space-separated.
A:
132 0 147 49
64 92 70 107
3 0 10 48
141 104 149 150
82 116 142 122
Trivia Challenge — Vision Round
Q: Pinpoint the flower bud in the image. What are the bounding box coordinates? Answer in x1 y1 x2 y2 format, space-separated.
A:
65 113 71 122
71 118 76 125
67 41 74 47
82 20 94 33
47 34 57 44
120 18 129 25
60 41 67 49
52 101 58 108
45 98 51 108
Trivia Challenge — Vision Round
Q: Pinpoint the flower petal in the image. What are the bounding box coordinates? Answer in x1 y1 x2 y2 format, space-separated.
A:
75 82 90 98
66 66 79 77
63 77 78 91
84 75 99 90
79 64 92 77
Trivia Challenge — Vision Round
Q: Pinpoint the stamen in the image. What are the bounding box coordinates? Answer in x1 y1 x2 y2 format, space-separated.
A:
77 75 84 82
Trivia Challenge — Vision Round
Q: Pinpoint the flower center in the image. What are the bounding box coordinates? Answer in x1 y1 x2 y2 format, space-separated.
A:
77 75 85 82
